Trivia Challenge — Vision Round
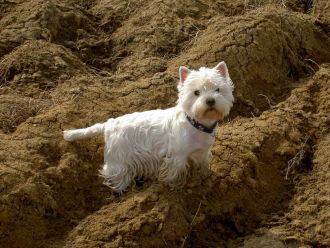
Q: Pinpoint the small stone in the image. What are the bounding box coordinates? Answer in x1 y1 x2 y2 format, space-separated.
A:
140 216 148 224
148 193 159 202
157 223 163 232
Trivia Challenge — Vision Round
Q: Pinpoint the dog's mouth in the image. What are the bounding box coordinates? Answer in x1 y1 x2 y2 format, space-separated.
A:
205 107 219 114
206 107 216 111
202 107 223 120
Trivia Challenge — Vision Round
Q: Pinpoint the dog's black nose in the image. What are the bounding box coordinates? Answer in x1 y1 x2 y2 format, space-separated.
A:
206 98 215 106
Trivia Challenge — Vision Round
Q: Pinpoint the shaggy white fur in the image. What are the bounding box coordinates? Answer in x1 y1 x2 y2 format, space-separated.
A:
63 62 234 193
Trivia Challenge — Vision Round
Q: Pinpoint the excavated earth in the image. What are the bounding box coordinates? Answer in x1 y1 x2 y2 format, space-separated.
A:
0 0 330 247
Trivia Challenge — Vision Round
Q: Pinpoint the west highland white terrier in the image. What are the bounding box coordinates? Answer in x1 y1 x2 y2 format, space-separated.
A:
63 62 234 193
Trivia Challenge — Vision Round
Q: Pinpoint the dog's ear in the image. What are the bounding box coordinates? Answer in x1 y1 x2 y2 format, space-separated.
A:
179 66 191 84
214 62 229 79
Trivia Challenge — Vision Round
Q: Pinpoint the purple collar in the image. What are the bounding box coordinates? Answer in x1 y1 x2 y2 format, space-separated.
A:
185 113 217 134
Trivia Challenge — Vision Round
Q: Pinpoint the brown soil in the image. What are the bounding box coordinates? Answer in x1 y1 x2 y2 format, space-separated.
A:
0 0 329 247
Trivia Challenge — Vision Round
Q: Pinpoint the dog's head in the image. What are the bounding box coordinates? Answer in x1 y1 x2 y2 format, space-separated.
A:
177 62 234 123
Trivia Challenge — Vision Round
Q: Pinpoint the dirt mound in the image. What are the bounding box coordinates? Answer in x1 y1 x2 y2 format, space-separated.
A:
0 0 95 56
169 10 330 117
0 0 330 247
0 40 88 94
314 0 330 27
227 64 330 248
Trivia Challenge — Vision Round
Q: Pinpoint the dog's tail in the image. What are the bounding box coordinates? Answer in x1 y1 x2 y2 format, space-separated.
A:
63 123 105 141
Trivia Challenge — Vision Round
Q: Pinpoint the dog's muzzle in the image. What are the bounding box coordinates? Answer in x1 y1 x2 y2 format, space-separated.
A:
206 97 215 106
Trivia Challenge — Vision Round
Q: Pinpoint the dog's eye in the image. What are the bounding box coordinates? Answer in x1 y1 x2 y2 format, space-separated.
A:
215 88 220 93
194 90 200 96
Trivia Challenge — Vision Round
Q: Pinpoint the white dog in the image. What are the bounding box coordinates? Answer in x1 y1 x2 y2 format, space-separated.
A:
63 62 234 193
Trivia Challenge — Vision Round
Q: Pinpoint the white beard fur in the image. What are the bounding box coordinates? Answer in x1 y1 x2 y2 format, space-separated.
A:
63 62 234 193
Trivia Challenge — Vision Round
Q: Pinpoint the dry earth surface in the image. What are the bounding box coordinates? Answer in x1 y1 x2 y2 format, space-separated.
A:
0 0 330 247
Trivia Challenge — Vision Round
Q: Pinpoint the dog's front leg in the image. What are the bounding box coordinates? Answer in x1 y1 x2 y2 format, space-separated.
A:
158 154 190 187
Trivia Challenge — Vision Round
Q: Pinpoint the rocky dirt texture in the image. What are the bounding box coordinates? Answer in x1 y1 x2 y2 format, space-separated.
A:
0 0 329 247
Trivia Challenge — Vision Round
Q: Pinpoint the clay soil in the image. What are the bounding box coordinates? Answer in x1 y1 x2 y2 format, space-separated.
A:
1 0 330 247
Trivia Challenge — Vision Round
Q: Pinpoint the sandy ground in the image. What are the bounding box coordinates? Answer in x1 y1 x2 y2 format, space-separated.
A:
0 0 329 247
